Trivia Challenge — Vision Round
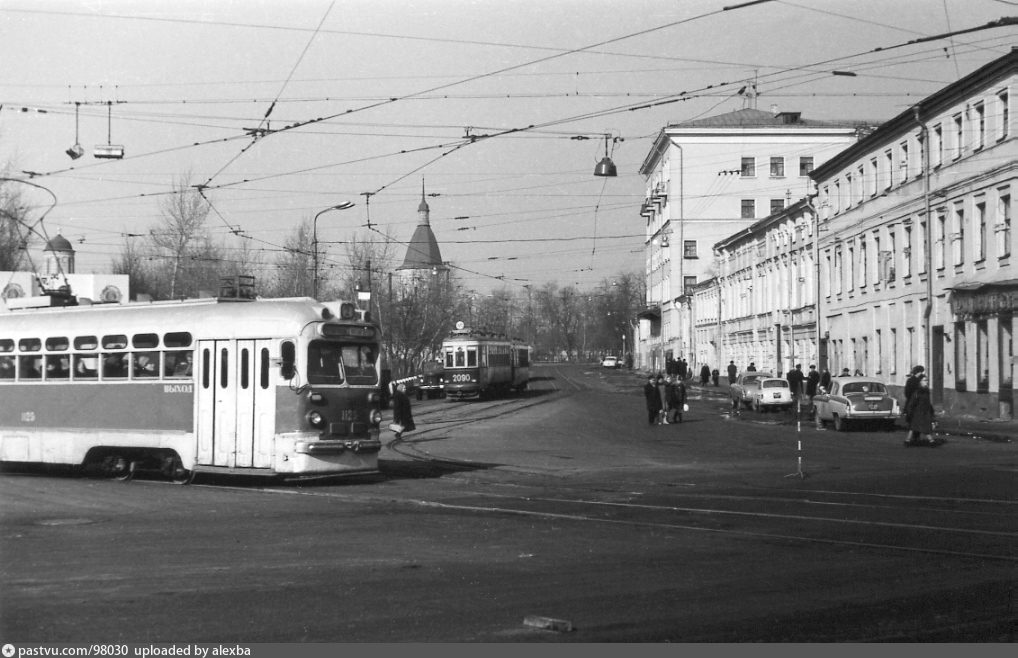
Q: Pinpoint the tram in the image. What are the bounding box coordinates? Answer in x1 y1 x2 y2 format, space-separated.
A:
0 286 384 481
440 322 530 400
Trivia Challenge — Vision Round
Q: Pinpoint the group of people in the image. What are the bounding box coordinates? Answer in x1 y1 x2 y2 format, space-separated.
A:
643 374 688 425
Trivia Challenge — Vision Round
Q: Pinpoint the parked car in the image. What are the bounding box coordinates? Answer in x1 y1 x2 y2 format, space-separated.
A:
750 377 793 411
601 355 619 369
730 372 774 408
416 360 446 400
813 377 900 431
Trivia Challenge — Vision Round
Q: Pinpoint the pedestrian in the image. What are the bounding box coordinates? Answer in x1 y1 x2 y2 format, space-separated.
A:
711 368 720 386
644 375 663 425
678 359 688 380
670 376 688 423
903 365 925 405
805 364 821 409
390 382 416 440
666 356 678 377
747 362 757 372
726 360 737 384
838 367 851 377
700 364 711 386
658 375 670 424
819 368 831 391
787 363 804 407
903 374 938 446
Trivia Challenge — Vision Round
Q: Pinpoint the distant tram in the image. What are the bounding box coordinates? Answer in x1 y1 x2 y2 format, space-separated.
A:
0 287 384 481
440 322 530 400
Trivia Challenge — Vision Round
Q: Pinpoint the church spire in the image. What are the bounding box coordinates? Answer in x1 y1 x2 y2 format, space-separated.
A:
417 177 430 223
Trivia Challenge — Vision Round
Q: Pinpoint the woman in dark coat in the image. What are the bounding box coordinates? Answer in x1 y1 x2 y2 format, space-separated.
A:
391 383 416 439
644 376 662 425
700 364 711 386
903 374 935 446
668 377 688 423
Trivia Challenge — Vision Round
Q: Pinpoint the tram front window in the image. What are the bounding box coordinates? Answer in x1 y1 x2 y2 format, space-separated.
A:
307 341 379 386
340 344 378 385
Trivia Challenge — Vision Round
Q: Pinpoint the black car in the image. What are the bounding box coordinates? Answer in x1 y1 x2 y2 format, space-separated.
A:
416 361 446 400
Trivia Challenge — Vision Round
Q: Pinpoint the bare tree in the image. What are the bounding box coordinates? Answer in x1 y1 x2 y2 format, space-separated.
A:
266 219 314 298
0 180 28 272
151 174 211 298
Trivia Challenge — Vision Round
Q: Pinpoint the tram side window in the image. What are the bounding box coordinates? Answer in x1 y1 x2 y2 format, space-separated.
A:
467 348 477 367
165 351 193 378
455 348 465 367
0 339 14 380
102 335 129 379
133 351 159 378
74 354 98 379
45 355 70 379
19 355 42 379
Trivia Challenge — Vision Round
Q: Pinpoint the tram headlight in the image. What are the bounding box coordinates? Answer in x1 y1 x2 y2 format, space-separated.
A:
307 410 327 429
370 409 382 426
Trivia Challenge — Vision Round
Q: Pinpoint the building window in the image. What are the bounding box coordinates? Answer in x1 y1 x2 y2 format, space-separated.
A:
1000 316 1013 390
955 321 967 392
999 191 1012 258
919 219 928 274
859 239 867 287
834 247 842 295
869 157 878 197
976 200 987 262
998 89 1010 141
953 113 964 159
741 199 755 218
845 173 853 208
683 276 697 295
884 150 894 190
741 157 755 177
770 198 784 215
935 211 946 271
890 327 898 376
856 165 865 200
832 179 841 214
953 202 965 267
824 252 832 298
683 240 697 259
977 319 989 393
799 156 813 176
932 123 943 167
973 101 985 151
770 156 784 178
903 225 913 278
847 245 855 292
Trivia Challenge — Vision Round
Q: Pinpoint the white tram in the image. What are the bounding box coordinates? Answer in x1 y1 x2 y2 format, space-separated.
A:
440 322 530 400
0 293 384 481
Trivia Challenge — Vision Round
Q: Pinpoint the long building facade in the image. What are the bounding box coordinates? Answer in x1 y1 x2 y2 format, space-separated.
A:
687 49 1016 419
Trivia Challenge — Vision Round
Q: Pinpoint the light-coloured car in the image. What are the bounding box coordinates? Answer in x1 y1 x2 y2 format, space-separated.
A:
730 372 774 408
601 356 619 368
750 377 793 411
813 377 900 431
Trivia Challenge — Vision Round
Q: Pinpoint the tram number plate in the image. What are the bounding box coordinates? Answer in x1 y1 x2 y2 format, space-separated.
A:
452 373 472 382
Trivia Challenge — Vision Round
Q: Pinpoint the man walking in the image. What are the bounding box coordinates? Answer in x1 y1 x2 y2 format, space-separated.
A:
726 360 737 385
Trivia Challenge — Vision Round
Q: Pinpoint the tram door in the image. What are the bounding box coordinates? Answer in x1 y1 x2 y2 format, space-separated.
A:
196 339 275 469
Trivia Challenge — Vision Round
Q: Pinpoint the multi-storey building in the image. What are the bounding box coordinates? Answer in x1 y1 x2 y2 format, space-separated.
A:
636 108 865 372
712 199 819 377
810 48 1016 417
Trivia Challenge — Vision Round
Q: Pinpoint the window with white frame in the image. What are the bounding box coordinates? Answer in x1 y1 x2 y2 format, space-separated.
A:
973 101 985 151
798 156 813 176
683 240 697 259
770 156 784 178
998 89 1010 141
932 124 943 167
953 202 965 267
903 224 913 278
741 157 755 177
845 173 853 208
741 199 755 218
770 198 784 215
884 149 894 190
953 113 964 159
868 157 878 197
935 210 946 270
999 190 1012 258
976 199 987 262
900 141 910 181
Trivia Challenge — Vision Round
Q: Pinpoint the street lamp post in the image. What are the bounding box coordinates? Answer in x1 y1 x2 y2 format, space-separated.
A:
312 201 355 299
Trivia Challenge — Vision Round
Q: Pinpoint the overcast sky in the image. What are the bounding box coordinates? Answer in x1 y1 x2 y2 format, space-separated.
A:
1 0 1014 295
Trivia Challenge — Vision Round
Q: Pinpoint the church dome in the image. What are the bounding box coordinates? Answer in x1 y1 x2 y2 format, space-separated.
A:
44 234 74 252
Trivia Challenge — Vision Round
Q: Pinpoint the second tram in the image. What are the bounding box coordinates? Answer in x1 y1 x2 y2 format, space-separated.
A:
440 322 530 400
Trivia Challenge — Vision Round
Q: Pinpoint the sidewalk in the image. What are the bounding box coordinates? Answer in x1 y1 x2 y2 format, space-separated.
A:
632 368 1018 443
